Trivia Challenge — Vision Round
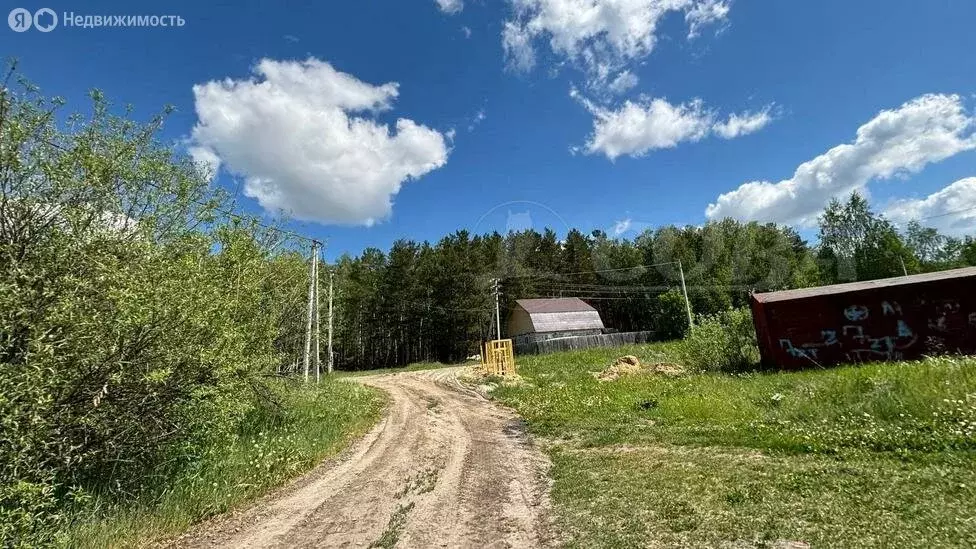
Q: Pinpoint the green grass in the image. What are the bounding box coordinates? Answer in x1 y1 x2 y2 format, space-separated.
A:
64 377 384 548
493 343 976 548
369 501 415 549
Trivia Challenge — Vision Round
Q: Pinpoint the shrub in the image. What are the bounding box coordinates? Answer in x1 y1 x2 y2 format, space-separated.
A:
0 70 313 546
679 307 760 373
655 289 690 340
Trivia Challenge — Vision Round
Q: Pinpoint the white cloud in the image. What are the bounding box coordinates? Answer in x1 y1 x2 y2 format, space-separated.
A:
435 0 463 14
705 94 976 226
885 177 976 235
188 145 221 182
468 109 486 131
462 25 472 38
503 0 731 83
712 107 774 139
190 58 449 226
607 70 639 95
612 218 632 235
503 21 537 72
575 91 774 159
582 97 712 158
686 0 731 39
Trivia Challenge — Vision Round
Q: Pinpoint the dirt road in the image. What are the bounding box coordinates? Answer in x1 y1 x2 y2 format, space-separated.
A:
172 368 552 548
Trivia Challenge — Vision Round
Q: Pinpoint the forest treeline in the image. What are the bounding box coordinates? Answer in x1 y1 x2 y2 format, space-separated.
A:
330 194 976 370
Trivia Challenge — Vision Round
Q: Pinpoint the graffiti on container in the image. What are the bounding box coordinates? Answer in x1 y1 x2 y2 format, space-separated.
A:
897 320 913 337
754 270 976 368
928 299 962 333
778 300 918 363
842 324 867 343
882 301 902 316
844 305 869 321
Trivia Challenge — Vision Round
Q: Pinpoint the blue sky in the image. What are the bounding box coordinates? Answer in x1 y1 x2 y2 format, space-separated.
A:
4 0 976 259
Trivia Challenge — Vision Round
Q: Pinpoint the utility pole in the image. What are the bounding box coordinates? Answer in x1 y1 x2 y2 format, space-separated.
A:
678 259 694 332
493 278 501 341
899 256 908 277
302 241 318 383
314 243 321 383
327 270 334 374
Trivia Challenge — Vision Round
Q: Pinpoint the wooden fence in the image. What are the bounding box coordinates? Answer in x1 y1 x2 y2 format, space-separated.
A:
513 331 655 355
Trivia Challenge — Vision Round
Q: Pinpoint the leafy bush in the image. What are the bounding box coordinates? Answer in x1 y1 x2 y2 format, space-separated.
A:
654 289 690 340
679 307 760 373
0 70 315 545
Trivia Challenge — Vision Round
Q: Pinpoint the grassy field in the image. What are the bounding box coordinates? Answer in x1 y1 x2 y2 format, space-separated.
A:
64 377 384 548
492 343 976 548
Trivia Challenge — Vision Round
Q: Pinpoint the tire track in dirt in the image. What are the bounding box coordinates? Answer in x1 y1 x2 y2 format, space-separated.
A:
169 367 552 548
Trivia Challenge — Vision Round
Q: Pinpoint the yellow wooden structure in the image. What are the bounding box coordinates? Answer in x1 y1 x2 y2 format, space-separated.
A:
481 339 517 376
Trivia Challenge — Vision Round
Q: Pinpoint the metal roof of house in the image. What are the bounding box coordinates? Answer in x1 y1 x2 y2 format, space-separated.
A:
752 266 976 304
513 298 604 333
515 298 597 314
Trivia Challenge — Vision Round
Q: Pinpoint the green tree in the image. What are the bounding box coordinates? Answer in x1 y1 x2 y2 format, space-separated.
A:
903 220 966 271
818 192 916 282
962 237 976 266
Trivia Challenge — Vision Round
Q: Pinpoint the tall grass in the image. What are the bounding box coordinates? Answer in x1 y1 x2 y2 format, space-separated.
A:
63 378 383 548
493 343 976 547
504 349 976 454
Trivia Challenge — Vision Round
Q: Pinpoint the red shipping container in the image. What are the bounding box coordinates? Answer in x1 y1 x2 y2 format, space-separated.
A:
750 267 976 369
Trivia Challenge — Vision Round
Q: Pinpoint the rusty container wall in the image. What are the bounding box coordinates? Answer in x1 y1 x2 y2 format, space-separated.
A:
750 267 976 369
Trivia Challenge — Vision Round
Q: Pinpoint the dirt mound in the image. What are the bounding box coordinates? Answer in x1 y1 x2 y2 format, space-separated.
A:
648 362 684 377
617 355 640 367
594 356 642 381
594 356 684 381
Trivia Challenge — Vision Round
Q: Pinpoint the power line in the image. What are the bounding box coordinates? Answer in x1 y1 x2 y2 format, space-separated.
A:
498 260 681 279
559 296 658 301
530 282 673 290
532 283 760 292
531 287 663 295
914 205 976 222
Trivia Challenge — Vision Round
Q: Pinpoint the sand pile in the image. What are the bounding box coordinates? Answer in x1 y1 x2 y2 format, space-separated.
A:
594 356 684 381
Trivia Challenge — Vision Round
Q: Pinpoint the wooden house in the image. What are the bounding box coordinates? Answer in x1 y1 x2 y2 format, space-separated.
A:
507 298 605 339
